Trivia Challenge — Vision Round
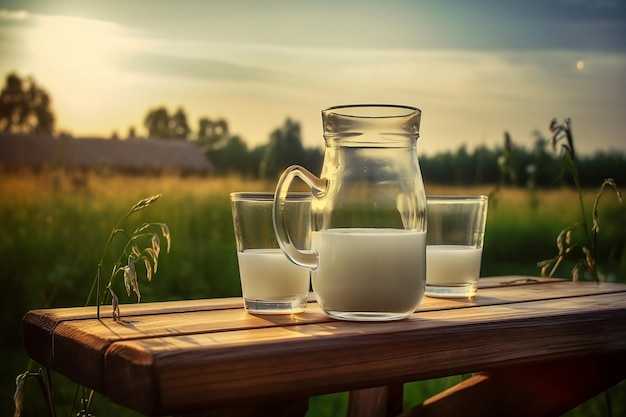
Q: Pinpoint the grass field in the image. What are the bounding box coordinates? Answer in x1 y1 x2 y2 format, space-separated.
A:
1 172 624 416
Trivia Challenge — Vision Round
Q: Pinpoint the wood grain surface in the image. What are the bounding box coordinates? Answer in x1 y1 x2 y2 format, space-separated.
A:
22 277 626 416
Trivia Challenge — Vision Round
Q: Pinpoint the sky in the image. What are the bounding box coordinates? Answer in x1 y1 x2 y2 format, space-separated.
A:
0 0 625 156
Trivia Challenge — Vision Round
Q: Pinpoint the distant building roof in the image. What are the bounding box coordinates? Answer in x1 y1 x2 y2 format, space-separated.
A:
0 134 213 175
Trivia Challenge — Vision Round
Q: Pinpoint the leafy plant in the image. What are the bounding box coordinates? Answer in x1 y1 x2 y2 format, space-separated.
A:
538 118 622 281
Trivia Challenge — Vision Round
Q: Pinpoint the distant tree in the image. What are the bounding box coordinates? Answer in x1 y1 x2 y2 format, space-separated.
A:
0 72 55 135
197 117 229 151
453 144 472 185
498 131 517 186
143 106 190 139
57 129 73 139
420 150 456 185
302 147 324 175
248 145 267 179
260 118 306 179
530 132 560 187
579 151 626 188
473 144 495 184
208 135 252 176
144 107 170 138
169 107 191 139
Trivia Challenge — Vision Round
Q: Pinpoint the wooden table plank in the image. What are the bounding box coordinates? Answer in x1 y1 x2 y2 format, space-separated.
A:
36 278 626 343
21 297 245 368
47 280 626 348
104 292 626 414
21 278 626 415
38 279 626 393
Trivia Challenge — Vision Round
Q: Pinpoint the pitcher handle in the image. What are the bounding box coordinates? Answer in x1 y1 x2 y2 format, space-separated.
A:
273 165 327 270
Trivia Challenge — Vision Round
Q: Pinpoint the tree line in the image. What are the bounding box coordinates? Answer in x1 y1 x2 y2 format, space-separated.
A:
1 72 624 186
419 139 625 188
141 105 323 179
138 103 626 188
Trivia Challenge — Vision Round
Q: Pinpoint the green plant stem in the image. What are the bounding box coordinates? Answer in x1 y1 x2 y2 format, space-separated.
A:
87 221 136 318
37 368 56 417
570 159 591 249
564 121 590 244
86 226 124 308
562 119 600 280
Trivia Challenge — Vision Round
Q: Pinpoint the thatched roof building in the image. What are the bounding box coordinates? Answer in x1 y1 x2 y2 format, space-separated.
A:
0 134 213 175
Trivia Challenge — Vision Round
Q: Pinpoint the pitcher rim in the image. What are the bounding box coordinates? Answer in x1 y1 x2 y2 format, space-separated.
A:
323 104 420 118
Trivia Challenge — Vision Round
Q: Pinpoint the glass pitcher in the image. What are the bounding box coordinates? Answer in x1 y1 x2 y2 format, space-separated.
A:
273 104 427 321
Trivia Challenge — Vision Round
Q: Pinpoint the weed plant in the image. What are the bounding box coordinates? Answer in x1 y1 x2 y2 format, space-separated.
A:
538 118 622 281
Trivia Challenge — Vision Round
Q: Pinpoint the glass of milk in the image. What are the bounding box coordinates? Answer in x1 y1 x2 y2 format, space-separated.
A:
425 195 488 299
230 192 311 314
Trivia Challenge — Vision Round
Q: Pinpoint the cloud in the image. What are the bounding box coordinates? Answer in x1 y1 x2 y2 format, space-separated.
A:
0 9 31 19
120 52 295 84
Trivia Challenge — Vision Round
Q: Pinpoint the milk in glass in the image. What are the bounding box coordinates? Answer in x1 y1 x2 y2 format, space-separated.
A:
425 245 482 298
237 249 310 301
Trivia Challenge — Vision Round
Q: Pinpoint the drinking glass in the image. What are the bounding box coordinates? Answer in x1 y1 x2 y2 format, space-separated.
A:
231 192 311 314
425 195 488 298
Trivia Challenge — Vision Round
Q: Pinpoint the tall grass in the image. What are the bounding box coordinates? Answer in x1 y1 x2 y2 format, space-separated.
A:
1 172 624 416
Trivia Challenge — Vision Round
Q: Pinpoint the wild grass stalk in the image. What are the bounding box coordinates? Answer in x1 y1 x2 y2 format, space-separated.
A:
85 194 171 321
538 118 622 281
488 131 516 209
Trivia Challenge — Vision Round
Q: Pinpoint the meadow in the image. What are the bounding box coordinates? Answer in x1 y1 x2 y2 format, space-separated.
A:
1 172 624 416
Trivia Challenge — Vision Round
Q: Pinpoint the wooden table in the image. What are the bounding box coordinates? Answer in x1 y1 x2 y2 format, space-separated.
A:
22 276 626 417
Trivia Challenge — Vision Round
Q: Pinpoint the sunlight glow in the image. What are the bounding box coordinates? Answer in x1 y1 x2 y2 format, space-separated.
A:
25 15 129 74
577 60 585 70
15 13 153 134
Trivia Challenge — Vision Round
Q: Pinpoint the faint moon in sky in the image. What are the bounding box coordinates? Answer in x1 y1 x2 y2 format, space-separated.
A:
576 60 585 70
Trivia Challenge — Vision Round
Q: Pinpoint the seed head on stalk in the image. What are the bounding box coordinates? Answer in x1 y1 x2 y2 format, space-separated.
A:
538 119 622 281
85 194 171 321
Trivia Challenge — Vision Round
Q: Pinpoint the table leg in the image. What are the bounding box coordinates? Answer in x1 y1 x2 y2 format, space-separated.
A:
347 383 404 417
174 396 309 417
398 352 626 417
